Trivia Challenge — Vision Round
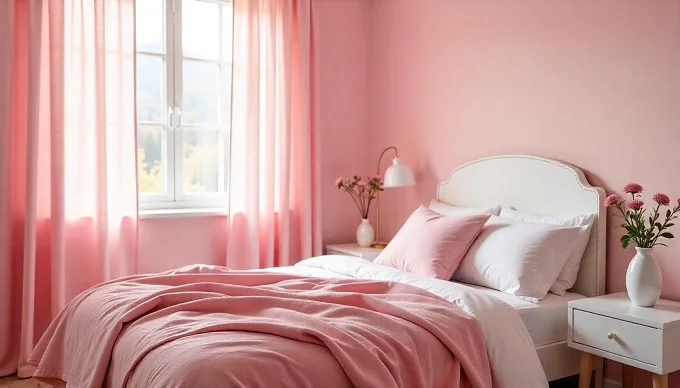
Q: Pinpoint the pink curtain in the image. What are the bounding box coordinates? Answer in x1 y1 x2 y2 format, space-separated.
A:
0 0 138 377
227 0 322 269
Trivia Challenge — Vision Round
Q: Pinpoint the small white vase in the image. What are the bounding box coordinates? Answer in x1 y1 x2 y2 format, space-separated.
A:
626 247 662 307
356 218 375 248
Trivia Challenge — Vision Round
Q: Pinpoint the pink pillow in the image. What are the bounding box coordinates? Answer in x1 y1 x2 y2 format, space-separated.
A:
374 206 490 279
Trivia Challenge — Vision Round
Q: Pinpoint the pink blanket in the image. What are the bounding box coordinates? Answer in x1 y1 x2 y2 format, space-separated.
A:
29 265 491 388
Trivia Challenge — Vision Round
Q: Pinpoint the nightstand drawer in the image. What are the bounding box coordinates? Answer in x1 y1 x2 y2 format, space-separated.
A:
573 309 663 367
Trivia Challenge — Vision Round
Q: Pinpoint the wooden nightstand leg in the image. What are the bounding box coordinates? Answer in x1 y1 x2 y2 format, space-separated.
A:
594 364 603 388
579 352 594 388
652 374 668 388
622 365 634 388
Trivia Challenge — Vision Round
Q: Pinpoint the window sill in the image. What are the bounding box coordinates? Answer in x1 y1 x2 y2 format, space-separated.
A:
139 208 228 219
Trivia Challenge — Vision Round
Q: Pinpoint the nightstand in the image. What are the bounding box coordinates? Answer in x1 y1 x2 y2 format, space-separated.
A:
325 243 383 261
568 292 680 388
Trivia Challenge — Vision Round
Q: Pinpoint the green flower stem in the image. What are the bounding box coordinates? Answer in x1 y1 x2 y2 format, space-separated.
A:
341 183 365 218
650 207 680 247
338 177 385 219
612 199 679 249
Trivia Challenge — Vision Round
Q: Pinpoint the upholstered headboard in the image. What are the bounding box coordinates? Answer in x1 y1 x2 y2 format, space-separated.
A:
436 155 606 297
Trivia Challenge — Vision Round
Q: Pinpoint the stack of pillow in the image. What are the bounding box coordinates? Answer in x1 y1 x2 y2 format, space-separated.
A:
374 200 594 302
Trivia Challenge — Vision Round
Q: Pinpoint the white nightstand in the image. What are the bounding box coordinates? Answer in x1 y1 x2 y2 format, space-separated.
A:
325 243 383 261
568 292 680 388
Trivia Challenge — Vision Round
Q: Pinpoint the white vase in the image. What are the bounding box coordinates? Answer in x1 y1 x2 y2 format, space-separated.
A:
626 247 662 307
356 218 375 248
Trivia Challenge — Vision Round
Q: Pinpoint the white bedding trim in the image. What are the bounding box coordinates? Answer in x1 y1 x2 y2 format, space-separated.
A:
266 256 549 388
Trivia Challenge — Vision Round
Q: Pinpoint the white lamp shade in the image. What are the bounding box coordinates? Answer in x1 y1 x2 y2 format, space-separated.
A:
383 157 415 188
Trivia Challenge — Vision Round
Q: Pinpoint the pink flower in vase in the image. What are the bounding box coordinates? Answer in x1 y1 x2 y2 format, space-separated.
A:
629 199 644 210
357 181 367 187
652 193 670 206
624 183 643 194
604 194 620 207
334 177 343 187
606 181 680 251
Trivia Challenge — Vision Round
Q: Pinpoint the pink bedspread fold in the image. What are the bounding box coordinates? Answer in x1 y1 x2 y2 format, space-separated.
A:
29 265 491 388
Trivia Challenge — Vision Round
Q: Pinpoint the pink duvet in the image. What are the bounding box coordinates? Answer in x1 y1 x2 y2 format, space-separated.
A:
29 265 492 388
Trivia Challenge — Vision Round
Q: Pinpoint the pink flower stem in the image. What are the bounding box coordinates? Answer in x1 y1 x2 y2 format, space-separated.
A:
365 195 375 218
355 186 366 217
364 187 378 218
361 186 370 218
359 186 368 217
342 184 365 217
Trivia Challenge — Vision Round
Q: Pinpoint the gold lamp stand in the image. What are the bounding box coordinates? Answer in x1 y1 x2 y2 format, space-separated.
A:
371 146 398 249
372 186 388 248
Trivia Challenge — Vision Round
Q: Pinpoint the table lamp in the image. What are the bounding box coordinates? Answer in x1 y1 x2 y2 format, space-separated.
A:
372 146 415 248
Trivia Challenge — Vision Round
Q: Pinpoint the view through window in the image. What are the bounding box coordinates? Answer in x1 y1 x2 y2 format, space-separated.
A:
136 0 233 209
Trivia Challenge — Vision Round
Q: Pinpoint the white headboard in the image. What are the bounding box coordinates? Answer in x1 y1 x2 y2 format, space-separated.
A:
437 155 606 297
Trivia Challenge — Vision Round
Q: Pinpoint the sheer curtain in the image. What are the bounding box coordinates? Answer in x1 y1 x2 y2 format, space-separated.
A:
0 0 138 377
227 0 321 269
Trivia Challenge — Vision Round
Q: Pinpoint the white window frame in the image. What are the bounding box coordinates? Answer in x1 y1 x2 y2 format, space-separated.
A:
138 0 232 211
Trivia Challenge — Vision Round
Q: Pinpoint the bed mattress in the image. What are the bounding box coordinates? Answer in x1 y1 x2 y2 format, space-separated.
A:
465 284 586 347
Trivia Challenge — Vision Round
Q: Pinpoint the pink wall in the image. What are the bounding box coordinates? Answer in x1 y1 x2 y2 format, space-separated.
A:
138 217 226 273
137 0 372 273
368 1 680 385
314 0 373 246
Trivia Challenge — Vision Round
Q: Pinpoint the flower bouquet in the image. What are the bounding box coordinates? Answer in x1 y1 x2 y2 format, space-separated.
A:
604 183 680 306
604 183 679 249
335 176 383 247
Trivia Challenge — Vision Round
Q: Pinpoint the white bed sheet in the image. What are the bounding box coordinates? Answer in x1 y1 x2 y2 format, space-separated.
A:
463 284 586 347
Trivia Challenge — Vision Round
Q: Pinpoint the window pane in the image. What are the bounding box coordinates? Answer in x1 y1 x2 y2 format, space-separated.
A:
183 130 219 193
138 125 165 194
182 0 220 61
136 55 165 122
135 0 164 54
221 4 233 62
183 60 219 124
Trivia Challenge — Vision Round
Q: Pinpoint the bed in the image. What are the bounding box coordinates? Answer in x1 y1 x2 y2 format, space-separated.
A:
28 155 606 388
434 154 607 383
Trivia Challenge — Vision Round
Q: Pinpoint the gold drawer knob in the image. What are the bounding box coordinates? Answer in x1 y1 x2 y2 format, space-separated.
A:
607 332 617 340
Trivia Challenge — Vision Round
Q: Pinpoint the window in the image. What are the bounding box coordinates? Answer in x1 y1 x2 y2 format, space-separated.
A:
135 0 233 210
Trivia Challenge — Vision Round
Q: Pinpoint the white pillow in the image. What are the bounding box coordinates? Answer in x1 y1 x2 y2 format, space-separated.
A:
428 200 501 217
499 208 594 296
452 216 586 303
